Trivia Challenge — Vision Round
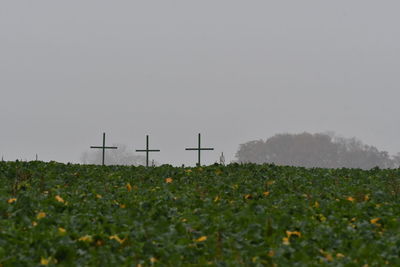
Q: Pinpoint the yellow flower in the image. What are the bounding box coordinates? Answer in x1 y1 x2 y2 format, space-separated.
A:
78 235 93 243
126 183 132 192
283 231 302 244
96 194 102 199
268 250 275 257
244 194 252 200
195 236 207 242
109 235 126 244
325 253 333 262
370 218 380 224
370 218 381 227
347 196 355 202
119 204 126 209
263 191 270 196
316 214 327 222
32 221 38 227
282 237 290 245
314 201 320 208
150 257 158 263
214 196 220 202
58 227 66 234
336 253 345 258
286 231 301 238
364 194 370 201
7 198 17 204
40 257 50 265
37 212 46 220
165 177 173 183
55 195 65 203
319 250 333 262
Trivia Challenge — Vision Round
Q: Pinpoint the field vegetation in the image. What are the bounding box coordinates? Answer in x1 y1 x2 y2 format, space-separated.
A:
1 161 400 266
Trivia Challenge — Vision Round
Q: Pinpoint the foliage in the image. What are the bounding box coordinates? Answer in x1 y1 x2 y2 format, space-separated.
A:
1 161 400 266
236 132 397 169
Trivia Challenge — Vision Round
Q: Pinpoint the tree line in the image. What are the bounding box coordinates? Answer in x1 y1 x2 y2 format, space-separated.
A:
236 132 400 169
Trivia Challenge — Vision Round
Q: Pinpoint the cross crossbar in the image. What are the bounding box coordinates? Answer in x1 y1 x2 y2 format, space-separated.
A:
90 146 118 149
185 148 214 151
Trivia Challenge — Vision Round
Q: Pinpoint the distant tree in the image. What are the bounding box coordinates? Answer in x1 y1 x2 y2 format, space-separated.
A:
236 132 397 169
80 144 156 166
234 140 267 164
391 152 400 168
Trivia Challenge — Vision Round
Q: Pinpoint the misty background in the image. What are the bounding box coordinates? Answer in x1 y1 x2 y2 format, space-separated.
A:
1 1 400 166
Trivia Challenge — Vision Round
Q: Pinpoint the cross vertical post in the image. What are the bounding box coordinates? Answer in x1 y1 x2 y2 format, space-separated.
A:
102 132 105 166
90 132 118 166
136 135 160 167
198 133 201 167
185 133 214 166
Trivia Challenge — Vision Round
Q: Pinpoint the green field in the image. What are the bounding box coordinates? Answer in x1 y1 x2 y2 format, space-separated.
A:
1 161 400 266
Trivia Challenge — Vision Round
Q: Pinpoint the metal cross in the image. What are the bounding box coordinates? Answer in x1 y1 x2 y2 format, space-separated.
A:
185 133 214 166
136 135 160 167
90 132 118 166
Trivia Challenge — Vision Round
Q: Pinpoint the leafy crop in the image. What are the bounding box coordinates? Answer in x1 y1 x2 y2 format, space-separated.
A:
1 161 400 266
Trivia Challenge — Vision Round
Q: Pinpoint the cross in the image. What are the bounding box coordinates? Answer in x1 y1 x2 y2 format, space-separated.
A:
185 133 214 166
90 132 118 166
136 135 160 167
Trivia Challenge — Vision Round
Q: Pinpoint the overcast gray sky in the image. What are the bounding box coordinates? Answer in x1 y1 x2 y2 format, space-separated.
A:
1 1 400 166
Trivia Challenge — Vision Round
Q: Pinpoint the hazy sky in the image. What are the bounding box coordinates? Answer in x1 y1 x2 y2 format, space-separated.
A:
1 1 400 166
